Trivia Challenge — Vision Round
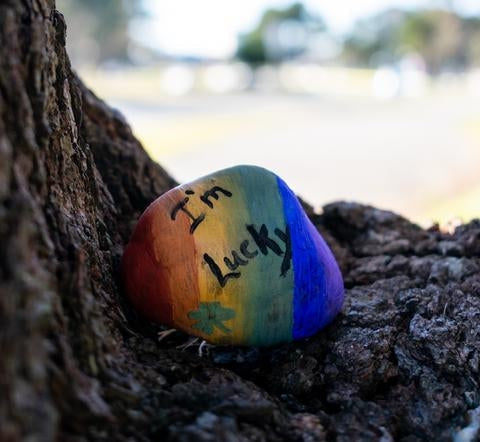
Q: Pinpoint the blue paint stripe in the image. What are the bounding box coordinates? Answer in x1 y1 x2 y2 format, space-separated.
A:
276 176 330 340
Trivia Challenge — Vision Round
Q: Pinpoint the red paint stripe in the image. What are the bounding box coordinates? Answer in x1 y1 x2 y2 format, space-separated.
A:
122 189 200 329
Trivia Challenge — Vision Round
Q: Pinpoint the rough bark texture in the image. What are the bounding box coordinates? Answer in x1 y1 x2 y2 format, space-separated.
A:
1 1 479 441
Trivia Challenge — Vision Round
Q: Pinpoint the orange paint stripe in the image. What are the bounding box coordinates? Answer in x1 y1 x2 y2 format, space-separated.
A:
150 188 200 331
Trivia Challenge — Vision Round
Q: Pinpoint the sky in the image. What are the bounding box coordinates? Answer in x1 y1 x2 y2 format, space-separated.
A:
133 0 480 58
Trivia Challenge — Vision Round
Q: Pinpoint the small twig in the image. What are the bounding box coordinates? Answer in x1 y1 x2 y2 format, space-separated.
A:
198 340 209 357
157 328 177 342
176 337 199 352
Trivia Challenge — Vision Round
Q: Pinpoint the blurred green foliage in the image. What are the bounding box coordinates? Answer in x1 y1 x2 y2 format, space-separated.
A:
57 0 144 66
342 9 480 73
236 3 325 65
57 0 480 74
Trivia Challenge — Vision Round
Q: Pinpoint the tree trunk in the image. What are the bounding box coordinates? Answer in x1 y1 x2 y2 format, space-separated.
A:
1 2 479 441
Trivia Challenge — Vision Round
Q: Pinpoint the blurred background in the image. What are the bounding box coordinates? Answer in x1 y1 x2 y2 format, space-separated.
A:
58 0 480 227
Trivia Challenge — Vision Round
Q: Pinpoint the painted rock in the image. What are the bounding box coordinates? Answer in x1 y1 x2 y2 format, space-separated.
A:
122 165 344 346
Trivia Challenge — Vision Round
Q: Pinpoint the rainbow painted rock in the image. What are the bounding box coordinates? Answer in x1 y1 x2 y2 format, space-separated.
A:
122 165 344 346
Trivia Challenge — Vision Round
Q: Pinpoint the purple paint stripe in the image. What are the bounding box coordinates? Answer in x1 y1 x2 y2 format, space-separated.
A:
276 176 344 340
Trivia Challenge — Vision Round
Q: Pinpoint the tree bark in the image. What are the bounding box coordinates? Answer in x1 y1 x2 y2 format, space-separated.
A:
1 2 479 441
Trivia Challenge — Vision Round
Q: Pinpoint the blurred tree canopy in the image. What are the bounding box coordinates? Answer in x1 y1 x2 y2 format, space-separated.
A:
236 2 325 65
58 0 480 74
57 0 144 66
342 9 480 74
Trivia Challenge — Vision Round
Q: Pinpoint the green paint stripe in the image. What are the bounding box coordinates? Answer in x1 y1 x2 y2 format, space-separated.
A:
222 165 294 346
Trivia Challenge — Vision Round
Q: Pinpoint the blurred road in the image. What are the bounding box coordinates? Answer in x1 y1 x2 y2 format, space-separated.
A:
109 92 480 226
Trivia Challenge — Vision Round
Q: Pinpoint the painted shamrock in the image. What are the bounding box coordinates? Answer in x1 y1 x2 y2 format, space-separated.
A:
188 302 235 335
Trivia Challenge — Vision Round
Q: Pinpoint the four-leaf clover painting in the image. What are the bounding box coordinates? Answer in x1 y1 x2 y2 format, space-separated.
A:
188 302 236 335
